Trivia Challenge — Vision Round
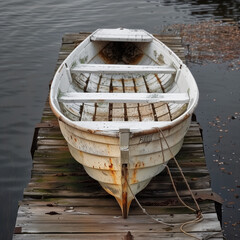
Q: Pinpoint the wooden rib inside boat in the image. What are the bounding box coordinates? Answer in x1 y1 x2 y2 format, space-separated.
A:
49 28 199 218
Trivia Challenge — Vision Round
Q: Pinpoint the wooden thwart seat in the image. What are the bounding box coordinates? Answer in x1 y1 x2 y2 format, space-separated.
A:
59 92 189 104
71 64 176 74
74 121 170 131
90 28 153 42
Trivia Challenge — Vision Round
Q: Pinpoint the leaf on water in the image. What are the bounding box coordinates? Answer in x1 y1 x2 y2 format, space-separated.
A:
170 20 240 69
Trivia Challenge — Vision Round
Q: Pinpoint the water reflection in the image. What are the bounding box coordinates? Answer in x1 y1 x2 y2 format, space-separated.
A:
163 0 240 21
192 62 240 239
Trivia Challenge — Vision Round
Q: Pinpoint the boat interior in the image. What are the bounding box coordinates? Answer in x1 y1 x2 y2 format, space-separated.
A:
58 41 189 123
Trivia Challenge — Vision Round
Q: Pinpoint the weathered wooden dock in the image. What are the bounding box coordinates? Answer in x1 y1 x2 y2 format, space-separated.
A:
13 33 223 239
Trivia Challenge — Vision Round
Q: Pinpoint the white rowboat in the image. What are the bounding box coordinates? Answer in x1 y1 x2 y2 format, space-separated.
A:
50 28 199 218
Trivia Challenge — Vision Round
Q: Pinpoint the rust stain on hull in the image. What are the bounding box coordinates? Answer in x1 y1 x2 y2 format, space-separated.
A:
132 162 145 184
109 158 117 185
122 163 128 218
132 168 137 184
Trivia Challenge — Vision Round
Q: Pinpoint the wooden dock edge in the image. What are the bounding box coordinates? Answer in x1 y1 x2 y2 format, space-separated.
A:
13 33 224 240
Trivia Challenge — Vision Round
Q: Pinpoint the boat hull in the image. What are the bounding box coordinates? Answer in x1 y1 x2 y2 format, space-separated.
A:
58 115 191 216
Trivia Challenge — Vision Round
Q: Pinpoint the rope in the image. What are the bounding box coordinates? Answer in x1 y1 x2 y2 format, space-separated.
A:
125 127 206 240
127 180 180 227
157 128 202 212
157 128 204 239
158 129 196 212
127 176 203 239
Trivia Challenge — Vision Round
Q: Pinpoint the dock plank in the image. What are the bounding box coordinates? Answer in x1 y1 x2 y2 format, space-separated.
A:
13 233 223 240
13 32 223 239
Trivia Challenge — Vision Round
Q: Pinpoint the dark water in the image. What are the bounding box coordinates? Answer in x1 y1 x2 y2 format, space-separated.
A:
0 1 239 239
192 63 240 239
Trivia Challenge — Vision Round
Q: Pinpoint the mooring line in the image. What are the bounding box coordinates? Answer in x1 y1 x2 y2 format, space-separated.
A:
158 128 204 239
158 128 202 212
126 180 180 227
126 127 206 240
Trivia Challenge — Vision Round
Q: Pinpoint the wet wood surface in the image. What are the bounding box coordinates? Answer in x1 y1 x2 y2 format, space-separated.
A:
13 33 223 239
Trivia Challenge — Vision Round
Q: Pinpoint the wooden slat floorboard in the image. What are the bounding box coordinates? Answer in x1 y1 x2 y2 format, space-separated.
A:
13 32 223 240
